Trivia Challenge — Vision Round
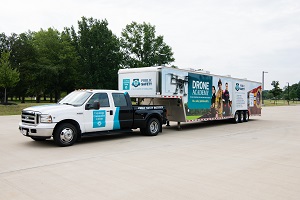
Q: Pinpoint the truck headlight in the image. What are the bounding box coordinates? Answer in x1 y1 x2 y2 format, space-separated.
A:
40 114 52 123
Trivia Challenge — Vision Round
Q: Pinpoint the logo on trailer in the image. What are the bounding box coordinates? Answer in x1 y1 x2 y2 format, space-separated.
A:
132 79 140 87
235 83 245 91
123 79 130 90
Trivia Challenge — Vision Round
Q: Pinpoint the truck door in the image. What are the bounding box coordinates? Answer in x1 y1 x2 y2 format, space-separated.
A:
112 92 134 129
83 92 115 132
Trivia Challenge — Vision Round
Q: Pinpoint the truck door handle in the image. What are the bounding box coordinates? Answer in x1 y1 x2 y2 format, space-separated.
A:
107 110 113 115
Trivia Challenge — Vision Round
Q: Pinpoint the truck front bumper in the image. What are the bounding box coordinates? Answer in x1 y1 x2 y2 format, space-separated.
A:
19 122 56 138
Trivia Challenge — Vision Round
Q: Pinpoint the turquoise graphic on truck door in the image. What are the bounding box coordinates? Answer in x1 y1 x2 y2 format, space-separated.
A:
113 107 120 130
93 110 106 128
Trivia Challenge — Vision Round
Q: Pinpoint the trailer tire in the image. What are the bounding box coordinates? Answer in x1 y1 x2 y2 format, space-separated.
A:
233 112 239 123
53 123 78 147
243 111 249 122
239 111 244 123
144 118 161 136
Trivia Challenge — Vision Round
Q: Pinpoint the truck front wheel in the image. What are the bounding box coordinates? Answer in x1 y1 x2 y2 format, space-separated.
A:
143 118 161 136
53 123 78 147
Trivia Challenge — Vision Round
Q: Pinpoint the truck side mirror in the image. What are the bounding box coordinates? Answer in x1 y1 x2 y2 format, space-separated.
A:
92 101 100 110
85 101 100 110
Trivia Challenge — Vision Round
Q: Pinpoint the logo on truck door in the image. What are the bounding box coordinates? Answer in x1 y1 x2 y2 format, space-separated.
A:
93 110 106 128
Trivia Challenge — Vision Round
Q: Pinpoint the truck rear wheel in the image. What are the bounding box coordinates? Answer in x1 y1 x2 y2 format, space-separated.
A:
144 118 161 136
53 123 78 147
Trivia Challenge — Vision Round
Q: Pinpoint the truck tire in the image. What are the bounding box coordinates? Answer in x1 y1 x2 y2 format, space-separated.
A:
243 111 249 122
144 118 161 136
53 123 78 147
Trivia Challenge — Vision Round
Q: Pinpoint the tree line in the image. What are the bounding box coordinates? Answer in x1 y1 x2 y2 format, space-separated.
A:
264 81 300 103
0 17 175 103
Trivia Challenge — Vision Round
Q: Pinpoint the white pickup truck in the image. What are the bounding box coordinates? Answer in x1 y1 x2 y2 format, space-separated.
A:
19 90 167 147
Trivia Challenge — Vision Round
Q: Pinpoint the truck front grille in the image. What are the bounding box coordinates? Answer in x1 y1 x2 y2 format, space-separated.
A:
22 111 39 125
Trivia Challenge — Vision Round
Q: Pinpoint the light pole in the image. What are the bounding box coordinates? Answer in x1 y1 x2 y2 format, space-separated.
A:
262 71 268 105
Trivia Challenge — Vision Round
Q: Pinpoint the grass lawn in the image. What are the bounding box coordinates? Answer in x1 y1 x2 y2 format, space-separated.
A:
263 99 299 106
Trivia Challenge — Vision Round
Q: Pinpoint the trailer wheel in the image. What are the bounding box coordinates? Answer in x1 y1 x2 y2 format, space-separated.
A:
233 112 239 123
144 118 161 136
243 111 249 122
239 111 244 123
53 123 78 147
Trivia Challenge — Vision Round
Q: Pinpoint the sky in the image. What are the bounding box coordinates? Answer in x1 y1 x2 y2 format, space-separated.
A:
1 0 300 90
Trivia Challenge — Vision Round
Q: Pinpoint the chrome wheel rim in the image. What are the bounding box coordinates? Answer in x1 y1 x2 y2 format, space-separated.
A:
150 121 159 134
60 128 74 144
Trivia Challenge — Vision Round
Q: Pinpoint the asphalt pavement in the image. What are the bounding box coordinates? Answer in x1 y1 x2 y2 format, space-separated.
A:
1 106 300 200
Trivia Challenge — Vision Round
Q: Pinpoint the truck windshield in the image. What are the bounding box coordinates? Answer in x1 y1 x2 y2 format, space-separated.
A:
58 91 92 106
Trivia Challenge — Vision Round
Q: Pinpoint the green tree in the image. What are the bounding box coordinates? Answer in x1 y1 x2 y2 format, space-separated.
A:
31 28 58 102
10 32 37 103
70 17 122 89
290 89 297 102
59 29 80 93
283 82 300 102
0 32 17 53
262 90 269 100
120 22 175 68
31 28 79 102
266 92 274 100
0 51 20 104
270 81 282 104
297 82 300 100
0 33 9 54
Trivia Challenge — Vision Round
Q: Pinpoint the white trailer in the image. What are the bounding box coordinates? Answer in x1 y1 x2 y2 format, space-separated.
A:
118 66 262 127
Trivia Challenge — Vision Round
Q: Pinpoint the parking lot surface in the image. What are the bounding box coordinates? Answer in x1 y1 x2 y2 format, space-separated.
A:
1 106 300 200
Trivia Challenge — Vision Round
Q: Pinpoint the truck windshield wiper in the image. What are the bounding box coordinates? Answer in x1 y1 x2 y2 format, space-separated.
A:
61 103 74 106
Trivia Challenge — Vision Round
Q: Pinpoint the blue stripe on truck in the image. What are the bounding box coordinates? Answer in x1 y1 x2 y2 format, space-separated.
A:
113 107 120 130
